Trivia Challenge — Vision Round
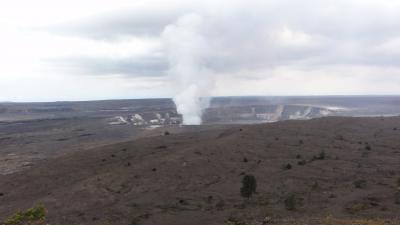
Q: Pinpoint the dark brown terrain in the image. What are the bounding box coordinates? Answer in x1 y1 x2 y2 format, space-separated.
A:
1 116 400 224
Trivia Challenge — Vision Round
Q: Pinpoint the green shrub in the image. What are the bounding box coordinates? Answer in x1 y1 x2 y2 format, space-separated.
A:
225 217 248 225
284 193 297 210
312 151 326 161
395 192 400 205
4 204 46 225
335 135 344 141
216 199 225 210
283 163 292 170
353 179 367 189
240 175 257 198
347 202 370 214
311 181 319 190
297 160 306 166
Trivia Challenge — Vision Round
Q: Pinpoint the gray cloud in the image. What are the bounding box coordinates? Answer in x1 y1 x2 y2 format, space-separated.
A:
5 0 400 102
49 55 168 77
47 0 400 77
48 7 182 40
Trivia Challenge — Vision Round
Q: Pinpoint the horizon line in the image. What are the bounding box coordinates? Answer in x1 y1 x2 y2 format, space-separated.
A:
2 94 400 104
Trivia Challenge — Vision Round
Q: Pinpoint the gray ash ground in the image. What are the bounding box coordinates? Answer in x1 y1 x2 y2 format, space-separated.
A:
1 116 400 224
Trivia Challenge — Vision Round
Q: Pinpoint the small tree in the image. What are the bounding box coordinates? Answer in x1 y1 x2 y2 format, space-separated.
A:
240 175 257 198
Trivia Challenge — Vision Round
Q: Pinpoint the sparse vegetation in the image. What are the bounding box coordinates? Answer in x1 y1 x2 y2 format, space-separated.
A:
353 179 367 189
3 204 46 225
225 217 247 225
4 114 400 225
255 195 269 206
216 199 225 210
311 181 319 190
395 192 400 205
335 135 345 141
298 159 306 165
286 217 395 225
240 175 257 199
156 145 167 149
312 151 326 161
284 193 298 210
347 202 370 214
283 163 292 170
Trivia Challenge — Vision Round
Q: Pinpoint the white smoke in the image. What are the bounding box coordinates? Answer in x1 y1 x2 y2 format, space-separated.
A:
162 13 214 125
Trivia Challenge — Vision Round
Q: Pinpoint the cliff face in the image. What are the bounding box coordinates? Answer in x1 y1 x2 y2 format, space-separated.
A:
2 96 400 123
203 104 333 123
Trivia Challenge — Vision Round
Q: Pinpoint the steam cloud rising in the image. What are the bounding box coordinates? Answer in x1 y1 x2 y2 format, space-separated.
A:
162 14 214 125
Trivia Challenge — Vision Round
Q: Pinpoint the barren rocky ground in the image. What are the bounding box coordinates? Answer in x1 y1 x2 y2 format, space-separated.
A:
1 117 400 224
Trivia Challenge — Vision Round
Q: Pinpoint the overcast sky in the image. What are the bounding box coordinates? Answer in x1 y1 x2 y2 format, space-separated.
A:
1 0 400 102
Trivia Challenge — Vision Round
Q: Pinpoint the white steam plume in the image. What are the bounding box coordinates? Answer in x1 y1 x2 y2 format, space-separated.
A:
162 13 214 125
